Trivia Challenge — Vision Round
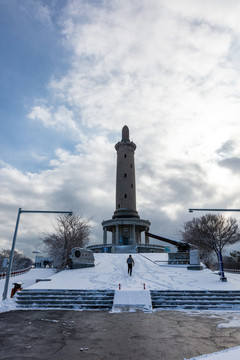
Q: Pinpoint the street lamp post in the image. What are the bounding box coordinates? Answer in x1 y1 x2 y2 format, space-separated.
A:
189 209 240 213
2 208 72 300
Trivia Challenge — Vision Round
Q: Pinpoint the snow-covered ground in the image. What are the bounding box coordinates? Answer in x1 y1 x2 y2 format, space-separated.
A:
24 253 240 291
0 267 55 312
1 253 240 359
186 346 240 360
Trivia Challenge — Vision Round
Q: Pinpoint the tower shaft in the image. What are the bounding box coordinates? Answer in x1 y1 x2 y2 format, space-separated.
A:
113 126 139 219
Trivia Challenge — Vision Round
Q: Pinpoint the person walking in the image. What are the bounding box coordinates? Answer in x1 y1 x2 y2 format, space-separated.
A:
127 255 135 276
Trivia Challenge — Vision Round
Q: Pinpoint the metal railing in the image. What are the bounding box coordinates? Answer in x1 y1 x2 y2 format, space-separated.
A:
0 266 32 280
224 269 240 273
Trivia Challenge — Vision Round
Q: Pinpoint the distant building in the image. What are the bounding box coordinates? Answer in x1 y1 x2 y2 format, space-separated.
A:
34 254 53 268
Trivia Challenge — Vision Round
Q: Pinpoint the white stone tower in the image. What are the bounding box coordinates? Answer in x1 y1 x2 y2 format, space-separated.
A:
102 125 151 252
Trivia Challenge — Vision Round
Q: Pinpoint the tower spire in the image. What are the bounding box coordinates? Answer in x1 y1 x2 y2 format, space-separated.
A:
122 125 130 141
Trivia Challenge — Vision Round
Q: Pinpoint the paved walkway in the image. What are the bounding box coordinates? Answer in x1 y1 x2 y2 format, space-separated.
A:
0 310 240 360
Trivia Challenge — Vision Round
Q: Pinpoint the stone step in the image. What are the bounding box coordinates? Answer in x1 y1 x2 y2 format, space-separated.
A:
16 289 115 311
17 304 112 309
113 245 137 254
152 304 240 310
16 299 113 305
151 295 240 301
19 289 114 295
17 294 114 300
153 300 240 305
150 290 240 310
151 290 240 295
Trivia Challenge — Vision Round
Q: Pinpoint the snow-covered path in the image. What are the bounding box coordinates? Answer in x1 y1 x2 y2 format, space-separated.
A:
1 253 240 294
25 253 240 291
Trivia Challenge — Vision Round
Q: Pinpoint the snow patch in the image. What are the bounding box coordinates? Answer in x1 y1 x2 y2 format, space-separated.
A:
112 290 152 312
185 345 240 360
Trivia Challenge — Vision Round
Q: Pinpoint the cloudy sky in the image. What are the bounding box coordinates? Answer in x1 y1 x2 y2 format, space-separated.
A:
1 0 240 259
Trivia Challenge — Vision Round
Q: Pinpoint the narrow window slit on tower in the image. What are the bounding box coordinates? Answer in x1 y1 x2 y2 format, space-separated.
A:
131 184 133 188
124 173 127 178
124 154 127 158
125 194 127 198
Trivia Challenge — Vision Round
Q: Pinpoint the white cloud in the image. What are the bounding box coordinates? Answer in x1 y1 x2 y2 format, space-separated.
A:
45 0 240 148
0 132 116 257
34 1 53 27
28 104 82 136
2 0 240 257
165 0 240 32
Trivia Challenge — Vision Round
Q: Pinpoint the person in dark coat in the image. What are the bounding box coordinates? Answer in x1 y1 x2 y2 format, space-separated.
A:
126 255 135 276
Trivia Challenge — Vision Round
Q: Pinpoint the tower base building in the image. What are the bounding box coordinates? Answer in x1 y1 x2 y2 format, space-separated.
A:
102 217 151 253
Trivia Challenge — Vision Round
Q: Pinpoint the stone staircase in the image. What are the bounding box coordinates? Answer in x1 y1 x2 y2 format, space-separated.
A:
15 289 115 310
150 290 240 310
112 245 137 253
16 289 240 311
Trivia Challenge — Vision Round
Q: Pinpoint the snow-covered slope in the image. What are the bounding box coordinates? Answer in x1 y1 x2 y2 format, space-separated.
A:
25 253 240 291
1 253 240 295
0 268 56 297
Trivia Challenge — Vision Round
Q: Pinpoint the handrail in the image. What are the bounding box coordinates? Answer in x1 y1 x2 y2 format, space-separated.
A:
0 266 32 280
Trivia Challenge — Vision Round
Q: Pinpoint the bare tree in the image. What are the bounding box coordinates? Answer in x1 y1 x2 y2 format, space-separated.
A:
42 214 93 270
180 214 240 266
0 250 33 272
